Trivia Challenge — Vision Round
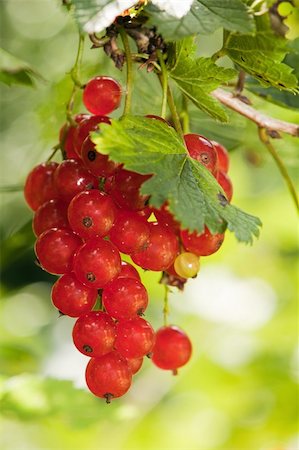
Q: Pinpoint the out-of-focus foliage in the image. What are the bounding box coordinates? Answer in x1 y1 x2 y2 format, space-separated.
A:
0 1 298 450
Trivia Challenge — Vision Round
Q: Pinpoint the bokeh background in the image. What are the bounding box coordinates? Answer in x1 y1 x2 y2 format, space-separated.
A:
0 1 298 449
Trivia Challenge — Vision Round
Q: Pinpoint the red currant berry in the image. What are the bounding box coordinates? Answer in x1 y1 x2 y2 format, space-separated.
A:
126 357 143 375
73 311 116 357
109 210 150 254
83 77 122 116
24 162 58 211
211 140 229 173
153 202 180 232
132 222 179 271
216 170 233 202
184 134 218 174
114 317 155 359
68 190 117 239
73 238 121 288
81 137 118 177
54 159 98 203
59 114 90 160
105 169 151 211
85 352 132 401
118 261 140 281
74 115 111 157
103 278 148 320
152 325 192 371
33 199 68 236
51 272 97 317
35 228 82 275
180 226 224 256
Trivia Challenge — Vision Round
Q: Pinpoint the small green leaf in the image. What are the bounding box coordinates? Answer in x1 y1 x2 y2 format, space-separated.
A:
0 48 41 87
224 32 299 92
92 116 261 243
167 38 236 122
146 0 255 39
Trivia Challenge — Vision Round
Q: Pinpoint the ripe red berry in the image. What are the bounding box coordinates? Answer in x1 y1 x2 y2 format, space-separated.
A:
132 222 179 271
59 114 90 160
73 238 121 288
126 357 143 375
81 137 118 177
152 325 192 371
180 226 224 257
83 77 122 116
118 261 140 281
184 134 218 174
35 228 82 275
109 210 150 254
212 140 229 173
114 317 155 359
103 277 148 320
74 115 111 156
24 162 58 211
51 272 98 317
216 170 233 202
54 159 98 203
33 199 69 236
85 352 132 401
153 202 180 232
68 190 117 239
72 311 116 357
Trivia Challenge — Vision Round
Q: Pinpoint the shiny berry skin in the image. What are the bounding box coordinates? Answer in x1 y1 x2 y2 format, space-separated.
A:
103 278 148 320
153 202 180 232
74 115 111 156
73 238 121 288
109 210 150 254
35 228 82 275
152 326 192 371
54 159 98 203
132 222 179 271
68 190 117 239
174 252 200 278
85 352 132 401
83 77 122 116
216 170 233 202
72 311 116 357
126 357 143 375
180 226 224 257
81 137 118 177
184 134 218 174
114 317 155 359
118 261 141 281
212 140 229 173
59 114 90 160
33 199 69 237
105 169 151 211
51 272 97 317
24 162 58 211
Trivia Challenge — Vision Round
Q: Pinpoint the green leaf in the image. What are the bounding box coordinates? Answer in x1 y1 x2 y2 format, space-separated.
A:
0 48 41 87
167 38 236 122
224 32 299 92
70 0 112 30
92 116 261 243
146 0 255 39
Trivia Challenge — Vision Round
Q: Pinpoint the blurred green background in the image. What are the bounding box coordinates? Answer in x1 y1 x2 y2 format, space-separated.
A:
0 1 298 450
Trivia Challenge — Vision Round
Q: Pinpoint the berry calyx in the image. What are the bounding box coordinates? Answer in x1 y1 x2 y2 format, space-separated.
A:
184 134 218 174
81 137 118 177
83 77 122 116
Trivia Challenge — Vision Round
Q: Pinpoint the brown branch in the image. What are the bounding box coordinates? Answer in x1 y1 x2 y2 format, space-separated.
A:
212 88 299 137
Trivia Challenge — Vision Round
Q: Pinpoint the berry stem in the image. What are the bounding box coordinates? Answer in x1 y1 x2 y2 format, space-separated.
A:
163 285 170 326
46 143 61 162
164 83 183 137
180 95 190 134
66 33 85 124
258 127 299 212
120 28 133 116
157 50 168 119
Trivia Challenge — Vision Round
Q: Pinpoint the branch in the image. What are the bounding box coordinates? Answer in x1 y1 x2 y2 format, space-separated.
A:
212 88 299 137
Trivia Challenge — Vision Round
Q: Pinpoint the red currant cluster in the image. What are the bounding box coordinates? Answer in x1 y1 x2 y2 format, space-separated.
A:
24 76 232 402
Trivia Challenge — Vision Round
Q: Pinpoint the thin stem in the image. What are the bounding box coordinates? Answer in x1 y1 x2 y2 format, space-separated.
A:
0 185 23 193
46 144 61 162
180 95 190 134
119 28 133 115
165 82 183 137
258 127 299 212
163 285 170 326
157 50 168 119
66 33 85 124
